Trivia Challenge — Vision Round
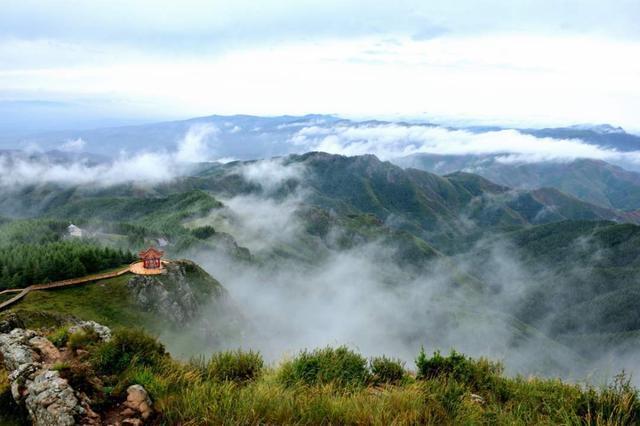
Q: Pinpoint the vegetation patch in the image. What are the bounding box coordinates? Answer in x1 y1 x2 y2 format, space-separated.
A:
91 328 167 375
0 239 133 289
191 349 264 383
370 356 406 385
67 326 101 351
277 346 370 388
416 348 510 400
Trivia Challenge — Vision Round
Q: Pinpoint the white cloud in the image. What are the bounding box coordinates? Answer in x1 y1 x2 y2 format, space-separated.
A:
291 123 640 164
176 123 218 162
59 137 86 152
0 124 217 187
238 158 306 194
1 35 638 130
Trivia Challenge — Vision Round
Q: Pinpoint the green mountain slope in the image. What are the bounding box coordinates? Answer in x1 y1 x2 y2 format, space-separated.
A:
398 154 640 211
500 221 640 359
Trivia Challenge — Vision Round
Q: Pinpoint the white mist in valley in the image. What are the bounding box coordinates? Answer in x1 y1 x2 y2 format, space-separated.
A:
178 159 639 384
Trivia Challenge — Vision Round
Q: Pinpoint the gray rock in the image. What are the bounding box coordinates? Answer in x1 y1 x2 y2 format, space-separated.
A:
1 325 111 425
124 384 153 420
0 312 26 333
25 370 83 426
68 320 112 342
0 328 39 370
127 262 200 325
9 362 40 400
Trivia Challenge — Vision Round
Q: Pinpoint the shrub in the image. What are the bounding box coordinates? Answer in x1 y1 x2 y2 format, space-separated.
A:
278 346 370 388
577 373 640 425
195 349 264 383
47 325 70 347
67 327 100 351
91 329 166 375
415 348 508 398
370 356 406 385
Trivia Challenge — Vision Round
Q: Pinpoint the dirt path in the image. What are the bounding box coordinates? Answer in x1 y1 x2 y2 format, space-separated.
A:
0 266 132 311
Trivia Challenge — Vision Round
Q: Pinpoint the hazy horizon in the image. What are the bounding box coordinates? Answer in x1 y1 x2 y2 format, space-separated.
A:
1 0 639 134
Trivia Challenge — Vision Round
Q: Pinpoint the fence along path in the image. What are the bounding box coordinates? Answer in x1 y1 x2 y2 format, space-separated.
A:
0 266 131 311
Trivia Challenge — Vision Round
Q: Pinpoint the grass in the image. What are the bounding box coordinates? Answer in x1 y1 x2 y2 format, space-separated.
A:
119 354 640 425
191 349 264 383
277 346 370 388
4 274 161 332
79 331 640 425
2 325 639 425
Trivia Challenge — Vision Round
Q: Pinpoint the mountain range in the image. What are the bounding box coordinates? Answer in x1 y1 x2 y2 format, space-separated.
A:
1 114 640 383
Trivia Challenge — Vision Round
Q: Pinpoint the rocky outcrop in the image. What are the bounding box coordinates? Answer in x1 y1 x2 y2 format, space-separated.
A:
0 323 150 426
127 260 214 325
20 369 84 426
126 260 245 348
0 327 93 425
68 321 112 342
0 328 38 370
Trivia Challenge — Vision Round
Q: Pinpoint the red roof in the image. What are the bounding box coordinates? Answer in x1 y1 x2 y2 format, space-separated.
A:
138 246 164 259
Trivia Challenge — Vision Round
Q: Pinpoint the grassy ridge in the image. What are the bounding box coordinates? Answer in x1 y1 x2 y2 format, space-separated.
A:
4 328 636 425
2 274 170 337
109 347 640 425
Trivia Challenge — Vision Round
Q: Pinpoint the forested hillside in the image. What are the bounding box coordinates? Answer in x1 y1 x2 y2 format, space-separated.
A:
0 220 134 289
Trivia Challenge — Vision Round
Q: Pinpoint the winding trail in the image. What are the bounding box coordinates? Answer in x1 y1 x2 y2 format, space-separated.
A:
0 266 132 311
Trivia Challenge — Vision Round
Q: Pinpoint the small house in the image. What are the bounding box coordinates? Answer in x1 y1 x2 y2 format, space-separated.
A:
67 224 84 238
138 247 164 269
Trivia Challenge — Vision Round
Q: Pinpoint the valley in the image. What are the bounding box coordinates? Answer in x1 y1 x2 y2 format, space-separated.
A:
1 119 640 424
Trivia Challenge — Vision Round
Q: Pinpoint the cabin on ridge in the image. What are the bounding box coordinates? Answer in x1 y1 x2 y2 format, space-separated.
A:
138 246 164 269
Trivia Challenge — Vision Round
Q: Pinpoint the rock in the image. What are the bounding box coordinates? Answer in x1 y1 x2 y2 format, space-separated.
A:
9 362 40 400
0 312 26 333
121 407 136 417
124 384 153 420
29 335 62 365
68 320 112 342
0 328 39 370
76 348 90 359
1 326 111 425
24 370 84 426
470 393 485 404
127 262 200 324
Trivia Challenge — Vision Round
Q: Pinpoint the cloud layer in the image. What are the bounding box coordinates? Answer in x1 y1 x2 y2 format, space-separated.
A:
292 123 640 164
0 124 218 187
179 160 638 382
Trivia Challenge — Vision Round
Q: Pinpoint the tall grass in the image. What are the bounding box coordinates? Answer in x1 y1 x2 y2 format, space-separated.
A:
24 329 630 425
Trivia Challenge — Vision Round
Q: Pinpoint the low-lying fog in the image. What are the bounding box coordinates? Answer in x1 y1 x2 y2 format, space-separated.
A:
176 160 639 385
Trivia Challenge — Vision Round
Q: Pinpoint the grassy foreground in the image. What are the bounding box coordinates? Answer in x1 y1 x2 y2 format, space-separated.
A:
2 327 638 425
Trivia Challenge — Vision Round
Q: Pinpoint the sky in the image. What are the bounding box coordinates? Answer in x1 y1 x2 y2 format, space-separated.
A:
1 0 639 132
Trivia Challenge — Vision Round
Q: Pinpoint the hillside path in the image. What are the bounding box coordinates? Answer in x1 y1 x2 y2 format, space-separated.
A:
0 266 132 311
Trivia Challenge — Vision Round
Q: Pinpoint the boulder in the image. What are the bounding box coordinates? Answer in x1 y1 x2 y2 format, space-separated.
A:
0 328 39 370
0 324 113 425
25 370 84 426
123 384 153 420
68 320 112 342
29 335 62 365
469 393 486 404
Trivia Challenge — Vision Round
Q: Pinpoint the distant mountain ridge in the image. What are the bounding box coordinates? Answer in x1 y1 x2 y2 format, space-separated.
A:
187 152 640 252
5 113 640 161
397 154 640 211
